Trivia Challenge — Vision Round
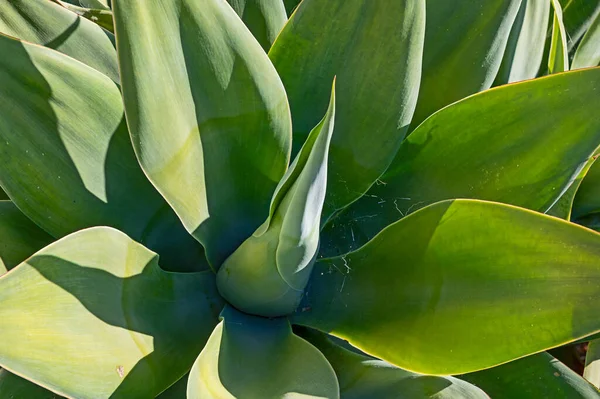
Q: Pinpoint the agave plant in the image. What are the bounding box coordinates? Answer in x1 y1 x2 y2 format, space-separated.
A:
2 0 600 398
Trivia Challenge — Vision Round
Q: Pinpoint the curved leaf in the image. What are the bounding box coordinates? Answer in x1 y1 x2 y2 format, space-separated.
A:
298 328 488 399
549 0 570 73
321 67 600 257
269 0 425 218
0 33 207 272
187 306 339 399
0 201 53 274
0 0 118 82
296 199 600 375
585 339 600 389
410 0 521 129
0 369 60 399
560 0 600 50
227 0 287 51
573 157 600 220
573 10 600 68
463 352 600 398
158 375 188 398
54 1 114 33
283 0 301 16
114 0 292 268
495 0 551 84
0 227 223 398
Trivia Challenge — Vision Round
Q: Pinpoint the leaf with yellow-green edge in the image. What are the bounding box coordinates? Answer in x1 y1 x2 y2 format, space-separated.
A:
226 0 287 51
572 156 600 220
114 0 292 269
409 0 521 130
462 352 600 398
157 375 188 398
0 369 61 399
549 0 570 73
0 190 7 201
283 0 301 16
0 0 118 83
0 34 207 272
0 201 53 274
269 0 425 220
296 328 488 399
187 305 339 399
0 227 224 399
53 1 114 33
320 67 600 257
494 0 551 84
296 199 600 375
584 339 600 389
560 0 600 50
573 10 600 68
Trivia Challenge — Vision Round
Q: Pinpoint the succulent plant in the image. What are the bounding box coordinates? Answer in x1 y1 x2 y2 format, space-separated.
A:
1 0 600 398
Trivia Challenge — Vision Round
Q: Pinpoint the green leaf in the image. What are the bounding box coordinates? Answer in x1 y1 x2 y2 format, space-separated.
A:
573 157 600 220
187 306 339 399
560 0 600 51
0 369 60 399
283 0 301 16
113 0 292 268
297 328 488 399
0 33 207 272
296 199 600 375
226 0 287 51
54 1 115 33
217 81 335 317
410 0 521 129
157 375 188 399
0 227 223 398
495 0 551 84
0 0 118 82
269 0 425 219
549 0 570 73
585 339 600 389
0 201 53 274
573 10 600 68
321 67 600 257
463 352 600 398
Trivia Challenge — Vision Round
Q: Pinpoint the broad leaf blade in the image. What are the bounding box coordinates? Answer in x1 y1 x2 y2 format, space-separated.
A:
0 369 60 399
227 0 287 51
54 1 115 33
187 306 339 399
269 0 425 219
296 199 600 375
572 10 600 68
585 339 600 389
463 352 600 398
549 0 570 73
410 0 521 129
560 0 600 51
321 67 600 257
114 0 292 268
0 0 118 82
0 227 223 398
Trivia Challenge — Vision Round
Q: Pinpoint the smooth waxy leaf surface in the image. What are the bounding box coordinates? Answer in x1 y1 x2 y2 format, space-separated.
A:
573 157 600 220
187 306 339 399
0 0 118 82
0 34 207 272
55 1 115 33
585 339 600 389
495 0 551 84
321 67 600 256
227 0 287 51
0 369 60 399
463 352 600 398
0 227 223 398
560 0 600 50
0 201 53 274
549 0 570 73
296 199 600 375
217 82 335 317
573 10 600 68
410 0 521 129
114 0 292 268
283 0 301 15
298 328 487 399
269 0 425 218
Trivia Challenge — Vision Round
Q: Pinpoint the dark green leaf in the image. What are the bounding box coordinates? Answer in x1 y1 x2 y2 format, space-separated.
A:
227 0 287 51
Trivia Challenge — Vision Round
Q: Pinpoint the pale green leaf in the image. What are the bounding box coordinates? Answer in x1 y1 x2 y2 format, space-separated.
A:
585 339 600 389
572 10 600 68
549 0 570 73
226 0 287 51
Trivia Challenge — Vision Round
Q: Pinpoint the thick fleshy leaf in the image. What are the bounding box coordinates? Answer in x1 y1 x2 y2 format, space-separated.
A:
463 352 600 398
158 375 188 398
54 1 115 33
410 0 521 129
585 339 600 389
321 67 600 257
298 328 487 399
0 201 53 274
0 34 207 272
549 0 570 73
187 306 339 399
0 227 223 398
217 81 335 317
283 0 301 15
227 0 287 51
269 0 425 218
0 0 118 82
560 0 600 50
573 10 600 68
295 199 600 375
0 369 60 399
114 0 292 268
495 0 551 84
573 157 600 220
